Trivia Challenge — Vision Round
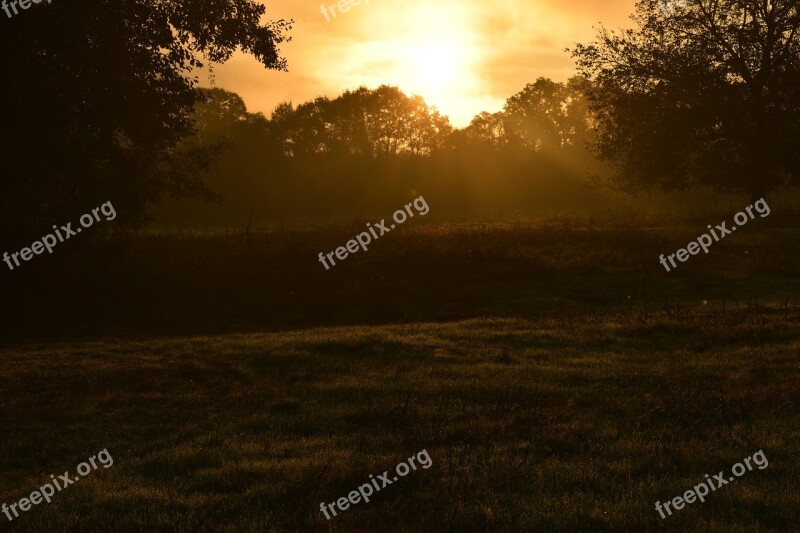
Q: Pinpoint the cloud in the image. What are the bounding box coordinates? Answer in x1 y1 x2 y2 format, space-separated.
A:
209 0 636 126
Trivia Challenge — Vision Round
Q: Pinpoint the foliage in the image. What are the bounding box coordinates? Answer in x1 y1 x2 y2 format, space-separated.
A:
267 86 453 157
572 0 800 199
456 77 594 153
170 82 603 225
0 0 291 237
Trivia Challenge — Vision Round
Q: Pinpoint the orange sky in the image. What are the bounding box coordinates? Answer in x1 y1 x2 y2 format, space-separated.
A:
206 0 637 127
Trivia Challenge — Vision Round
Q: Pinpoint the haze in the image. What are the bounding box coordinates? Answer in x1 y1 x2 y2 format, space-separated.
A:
207 0 636 126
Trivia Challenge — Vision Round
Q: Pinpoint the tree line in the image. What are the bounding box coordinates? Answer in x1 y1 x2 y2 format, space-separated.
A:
2 0 798 236
159 79 606 225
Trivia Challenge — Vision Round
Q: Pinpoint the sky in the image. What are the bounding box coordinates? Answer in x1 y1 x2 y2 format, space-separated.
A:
206 0 637 127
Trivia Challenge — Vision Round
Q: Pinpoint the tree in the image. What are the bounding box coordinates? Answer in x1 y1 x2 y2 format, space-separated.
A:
0 0 291 236
454 78 593 154
193 89 252 140
459 112 509 151
572 0 800 199
503 78 570 151
268 86 452 158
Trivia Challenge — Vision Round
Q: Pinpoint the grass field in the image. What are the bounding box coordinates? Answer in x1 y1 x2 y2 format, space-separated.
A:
2 213 800 531
1 313 799 531
3 208 800 341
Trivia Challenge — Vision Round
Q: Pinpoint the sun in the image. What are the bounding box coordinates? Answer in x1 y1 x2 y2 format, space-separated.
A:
374 2 482 118
385 3 476 115
402 42 464 100
321 0 502 126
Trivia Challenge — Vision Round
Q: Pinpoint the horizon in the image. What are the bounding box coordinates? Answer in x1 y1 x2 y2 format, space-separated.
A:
203 0 637 126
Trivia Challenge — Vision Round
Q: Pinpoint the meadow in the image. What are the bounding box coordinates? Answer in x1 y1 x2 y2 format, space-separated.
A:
1 210 799 531
3 204 800 341
6 0 800 529
1 314 799 531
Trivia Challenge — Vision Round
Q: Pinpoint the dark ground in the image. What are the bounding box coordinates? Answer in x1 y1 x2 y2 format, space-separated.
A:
1 212 799 531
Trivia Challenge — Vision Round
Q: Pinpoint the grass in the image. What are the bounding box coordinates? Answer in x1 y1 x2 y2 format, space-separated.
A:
2 213 799 530
1 313 799 531
2 211 800 341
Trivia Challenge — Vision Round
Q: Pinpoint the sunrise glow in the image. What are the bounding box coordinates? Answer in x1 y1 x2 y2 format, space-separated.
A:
209 0 636 126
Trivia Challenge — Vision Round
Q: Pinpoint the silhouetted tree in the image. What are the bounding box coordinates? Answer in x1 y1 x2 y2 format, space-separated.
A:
164 83 607 225
459 112 509 151
329 87 375 156
0 0 291 236
572 0 800 199
269 86 451 158
193 89 253 141
563 77 596 150
453 78 593 154
504 78 569 151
